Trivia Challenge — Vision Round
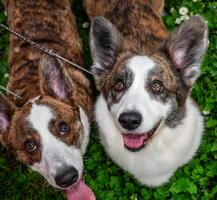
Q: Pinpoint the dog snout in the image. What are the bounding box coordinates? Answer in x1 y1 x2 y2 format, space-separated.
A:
55 166 78 188
118 112 142 130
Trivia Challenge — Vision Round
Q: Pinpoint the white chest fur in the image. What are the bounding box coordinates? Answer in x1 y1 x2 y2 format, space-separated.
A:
95 95 203 186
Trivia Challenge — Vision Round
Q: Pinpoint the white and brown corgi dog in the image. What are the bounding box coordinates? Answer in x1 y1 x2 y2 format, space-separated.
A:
84 0 208 186
0 0 95 199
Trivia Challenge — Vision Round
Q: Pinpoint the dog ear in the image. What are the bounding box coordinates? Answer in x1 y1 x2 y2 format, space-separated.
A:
0 94 15 143
167 15 208 87
39 54 73 101
90 16 122 81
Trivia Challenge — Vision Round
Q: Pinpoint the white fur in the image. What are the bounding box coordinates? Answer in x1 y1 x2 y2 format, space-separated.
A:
95 56 203 186
27 104 89 189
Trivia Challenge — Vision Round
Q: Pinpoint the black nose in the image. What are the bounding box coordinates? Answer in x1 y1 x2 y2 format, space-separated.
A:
55 166 78 188
118 112 142 130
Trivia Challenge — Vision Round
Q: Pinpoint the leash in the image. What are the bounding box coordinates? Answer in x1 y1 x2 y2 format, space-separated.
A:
0 23 93 76
0 85 23 99
0 23 94 99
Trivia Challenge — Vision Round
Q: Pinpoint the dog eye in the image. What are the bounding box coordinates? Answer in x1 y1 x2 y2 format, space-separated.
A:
24 140 38 153
58 122 70 135
114 80 125 92
151 81 164 94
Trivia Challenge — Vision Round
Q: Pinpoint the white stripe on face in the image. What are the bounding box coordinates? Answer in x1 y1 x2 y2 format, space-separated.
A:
27 103 83 189
111 55 171 133
79 106 90 155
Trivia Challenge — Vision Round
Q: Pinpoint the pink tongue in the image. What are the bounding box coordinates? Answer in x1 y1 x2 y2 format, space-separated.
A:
66 179 95 200
123 134 146 149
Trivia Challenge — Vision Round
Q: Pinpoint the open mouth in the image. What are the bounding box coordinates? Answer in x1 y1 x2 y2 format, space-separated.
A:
122 121 161 152
65 179 95 200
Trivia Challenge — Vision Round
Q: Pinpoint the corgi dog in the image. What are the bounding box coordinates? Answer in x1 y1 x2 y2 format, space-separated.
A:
84 0 208 186
0 0 95 199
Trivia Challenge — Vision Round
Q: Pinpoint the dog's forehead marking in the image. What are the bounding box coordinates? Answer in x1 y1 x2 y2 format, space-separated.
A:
127 55 156 80
26 103 64 149
27 103 53 135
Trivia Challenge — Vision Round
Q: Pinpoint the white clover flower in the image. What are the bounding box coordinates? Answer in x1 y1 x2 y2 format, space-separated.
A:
175 17 182 24
82 22 90 29
202 110 210 115
175 15 190 24
4 73 9 78
4 11 7 16
190 12 194 16
170 7 175 13
179 7 189 15
180 15 190 22
192 0 198 2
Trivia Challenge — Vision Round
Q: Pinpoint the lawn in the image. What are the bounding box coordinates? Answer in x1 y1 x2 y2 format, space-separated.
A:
0 0 217 199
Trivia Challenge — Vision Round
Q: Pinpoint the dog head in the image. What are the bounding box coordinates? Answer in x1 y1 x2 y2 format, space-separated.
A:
0 54 90 189
90 16 208 152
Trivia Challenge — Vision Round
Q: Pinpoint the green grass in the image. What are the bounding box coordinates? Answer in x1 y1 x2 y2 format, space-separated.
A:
0 0 217 199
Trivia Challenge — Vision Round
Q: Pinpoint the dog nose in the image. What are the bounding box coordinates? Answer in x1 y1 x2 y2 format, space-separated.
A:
55 166 78 188
118 112 142 130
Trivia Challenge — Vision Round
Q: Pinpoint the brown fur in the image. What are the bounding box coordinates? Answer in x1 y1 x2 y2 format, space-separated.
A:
5 0 92 116
84 0 164 19
84 0 168 51
152 55 177 93
43 96 83 148
6 102 42 165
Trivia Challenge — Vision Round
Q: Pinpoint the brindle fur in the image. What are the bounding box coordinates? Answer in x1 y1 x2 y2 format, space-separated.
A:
84 0 170 92
6 0 92 116
84 0 168 51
